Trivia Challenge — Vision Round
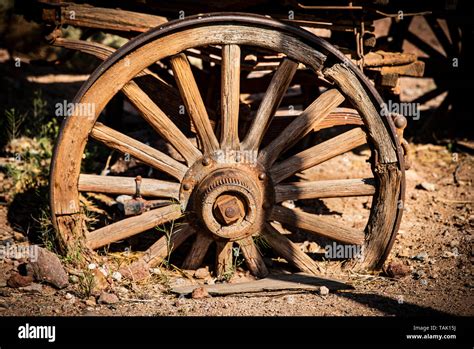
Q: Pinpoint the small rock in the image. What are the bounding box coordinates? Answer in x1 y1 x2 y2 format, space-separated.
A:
283 295 295 304
281 200 296 209
413 251 429 262
413 270 425 280
174 295 186 306
420 279 428 286
69 275 79 284
13 232 25 242
115 286 129 297
112 271 122 282
417 182 436 192
29 247 69 289
194 267 210 280
442 250 457 258
429 272 439 279
65 292 74 300
88 263 97 270
319 286 330 296
449 240 460 248
98 292 119 305
119 259 150 281
85 297 96 307
191 287 210 299
385 261 410 278
7 273 33 288
91 269 109 295
19 283 43 294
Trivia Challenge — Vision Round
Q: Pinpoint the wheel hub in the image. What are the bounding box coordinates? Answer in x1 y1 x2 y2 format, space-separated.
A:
195 169 261 240
178 152 272 241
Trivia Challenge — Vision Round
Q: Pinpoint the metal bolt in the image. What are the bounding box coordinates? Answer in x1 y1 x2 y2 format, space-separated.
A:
202 157 211 166
258 173 266 180
225 207 238 219
393 114 407 129
183 183 191 191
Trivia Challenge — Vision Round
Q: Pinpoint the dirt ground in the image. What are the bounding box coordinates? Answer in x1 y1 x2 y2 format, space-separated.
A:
0 142 472 317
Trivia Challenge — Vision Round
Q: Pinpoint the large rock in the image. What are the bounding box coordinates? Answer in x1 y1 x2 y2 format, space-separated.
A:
7 273 33 288
29 247 69 289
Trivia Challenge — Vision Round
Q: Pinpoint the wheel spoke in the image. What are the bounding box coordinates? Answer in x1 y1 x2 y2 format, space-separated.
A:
426 16 454 57
263 223 320 275
78 174 180 199
90 122 187 180
314 108 363 131
242 58 298 151
271 206 365 245
182 233 214 270
405 31 446 62
142 223 195 267
236 236 268 278
170 53 219 153
270 127 367 183
220 44 241 150
123 81 201 165
86 204 182 249
215 241 233 277
259 89 345 165
275 178 376 202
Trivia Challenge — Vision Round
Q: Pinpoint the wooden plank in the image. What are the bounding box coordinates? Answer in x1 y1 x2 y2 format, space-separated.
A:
86 204 182 249
170 53 219 153
324 64 397 163
220 44 241 150
78 174 180 199
263 223 320 275
236 237 268 278
275 178 375 202
259 89 345 165
43 3 167 33
122 81 201 165
182 233 214 270
90 122 188 181
271 206 365 245
171 273 353 296
270 127 367 183
242 59 298 151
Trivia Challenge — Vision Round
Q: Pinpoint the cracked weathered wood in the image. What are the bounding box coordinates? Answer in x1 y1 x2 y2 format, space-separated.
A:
259 88 345 165
271 206 365 245
324 64 397 163
275 178 375 202
171 272 353 296
90 122 188 180
237 236 269 278
220 44 241 150
242 59 298 151
86 204 182 249
78 174 180 199
270 127 367 183
263 223 321 275
182 233 214 270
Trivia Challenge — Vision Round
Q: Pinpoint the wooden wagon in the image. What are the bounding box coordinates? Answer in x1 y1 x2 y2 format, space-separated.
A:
18 0 466 279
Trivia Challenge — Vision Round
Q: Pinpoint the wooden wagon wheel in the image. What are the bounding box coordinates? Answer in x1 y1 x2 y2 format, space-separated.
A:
50 13 405 279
